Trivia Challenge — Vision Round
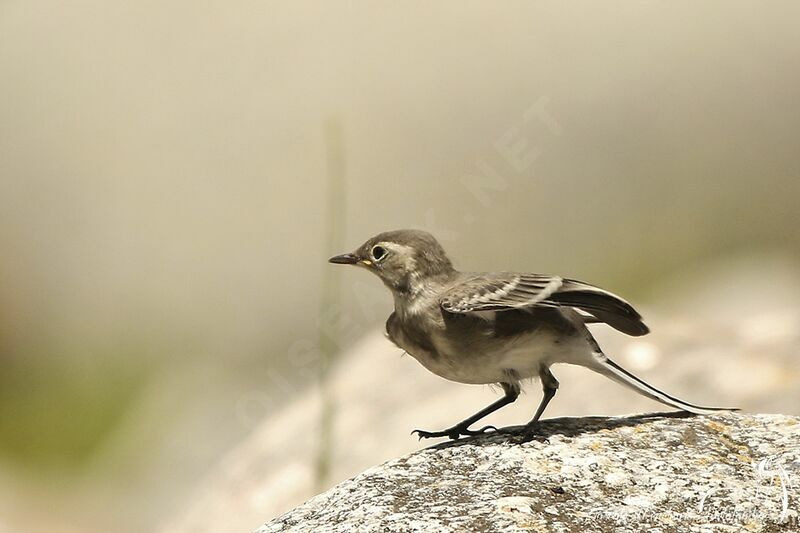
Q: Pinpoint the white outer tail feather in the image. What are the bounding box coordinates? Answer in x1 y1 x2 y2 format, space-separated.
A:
588 352 737 415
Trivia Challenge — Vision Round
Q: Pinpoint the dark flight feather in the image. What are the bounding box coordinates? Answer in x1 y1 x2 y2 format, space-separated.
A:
440 273 649 337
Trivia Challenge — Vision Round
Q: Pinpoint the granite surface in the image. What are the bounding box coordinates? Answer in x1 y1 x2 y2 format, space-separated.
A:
256 413 799 532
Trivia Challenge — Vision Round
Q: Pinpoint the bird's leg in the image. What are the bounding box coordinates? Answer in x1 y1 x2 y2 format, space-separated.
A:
521 366 559 440
412 382 520 440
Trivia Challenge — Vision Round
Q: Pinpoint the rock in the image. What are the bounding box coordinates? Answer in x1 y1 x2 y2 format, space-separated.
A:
255 413 799 533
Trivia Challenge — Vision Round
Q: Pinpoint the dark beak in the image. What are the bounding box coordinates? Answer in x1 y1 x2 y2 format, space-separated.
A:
328 253 358 265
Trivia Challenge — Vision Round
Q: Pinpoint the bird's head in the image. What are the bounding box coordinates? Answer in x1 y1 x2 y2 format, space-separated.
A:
328 229 454 294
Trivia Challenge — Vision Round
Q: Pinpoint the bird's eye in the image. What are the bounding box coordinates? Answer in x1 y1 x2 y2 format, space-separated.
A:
371 245 387 262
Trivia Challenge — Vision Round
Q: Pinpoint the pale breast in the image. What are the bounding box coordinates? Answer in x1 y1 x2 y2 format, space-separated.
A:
386 306 592 386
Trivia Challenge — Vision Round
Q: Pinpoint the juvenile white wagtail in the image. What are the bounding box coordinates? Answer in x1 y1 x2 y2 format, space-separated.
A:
329 229 734 440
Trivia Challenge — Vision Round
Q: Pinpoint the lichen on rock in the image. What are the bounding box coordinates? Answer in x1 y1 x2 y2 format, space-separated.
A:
255 413 799 532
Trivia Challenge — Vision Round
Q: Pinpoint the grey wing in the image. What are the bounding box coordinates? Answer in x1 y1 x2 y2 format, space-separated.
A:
440 273 564 312
440 273 649 337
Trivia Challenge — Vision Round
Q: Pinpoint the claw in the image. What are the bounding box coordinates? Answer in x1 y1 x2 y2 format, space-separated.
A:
520 423 542 443
411 427 457 440
411 429 441 440
411 423 498 440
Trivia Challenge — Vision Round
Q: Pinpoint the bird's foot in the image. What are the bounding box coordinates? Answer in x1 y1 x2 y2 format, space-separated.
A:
519 422 544 443
411 423 497 441
485 423 544 443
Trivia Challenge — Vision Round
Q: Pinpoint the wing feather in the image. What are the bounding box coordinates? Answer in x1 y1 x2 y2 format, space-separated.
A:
440 273 649 336
441 273 563 312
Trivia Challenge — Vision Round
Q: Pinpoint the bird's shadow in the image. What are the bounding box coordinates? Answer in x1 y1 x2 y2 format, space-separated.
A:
424 411 697 450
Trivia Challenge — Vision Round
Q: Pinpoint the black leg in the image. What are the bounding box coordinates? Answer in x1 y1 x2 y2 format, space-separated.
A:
522 366 559 438
412 382 520 440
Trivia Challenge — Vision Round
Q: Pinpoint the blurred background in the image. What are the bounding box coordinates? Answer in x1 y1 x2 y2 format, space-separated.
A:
1 1 799 532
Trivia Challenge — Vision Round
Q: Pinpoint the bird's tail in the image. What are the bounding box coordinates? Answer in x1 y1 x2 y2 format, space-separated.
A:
587 351 738 415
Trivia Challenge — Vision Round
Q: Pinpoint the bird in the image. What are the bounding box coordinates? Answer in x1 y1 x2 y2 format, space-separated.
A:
328 229 734 440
